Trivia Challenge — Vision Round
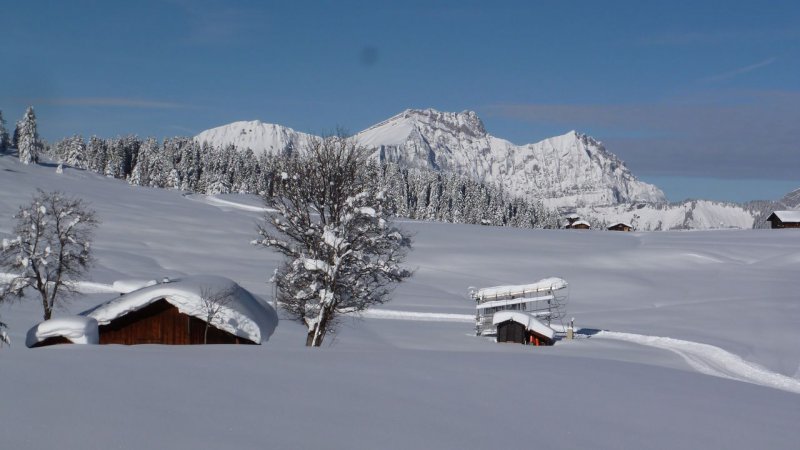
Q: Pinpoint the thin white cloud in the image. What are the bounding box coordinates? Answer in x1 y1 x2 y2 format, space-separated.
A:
701 57 777 82
34 97 187 109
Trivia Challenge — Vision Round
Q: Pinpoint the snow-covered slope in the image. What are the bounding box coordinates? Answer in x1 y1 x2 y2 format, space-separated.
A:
195 120 314 156
579 199 758 230
2 154 800 449
196 109 665 208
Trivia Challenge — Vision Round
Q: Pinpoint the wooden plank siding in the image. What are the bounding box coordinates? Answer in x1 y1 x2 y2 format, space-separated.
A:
496 320 555 346
97 298 255 345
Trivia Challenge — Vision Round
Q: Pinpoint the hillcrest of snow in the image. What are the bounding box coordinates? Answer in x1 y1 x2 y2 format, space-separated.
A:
196 108 666 208
195 120 315 156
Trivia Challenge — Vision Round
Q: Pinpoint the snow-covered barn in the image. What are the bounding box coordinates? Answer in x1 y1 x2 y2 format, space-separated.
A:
767 211 800 229
493 311 555 345
471 277 567 337
27 276 277 347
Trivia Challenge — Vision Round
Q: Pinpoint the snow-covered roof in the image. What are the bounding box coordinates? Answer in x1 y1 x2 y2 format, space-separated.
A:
26 316 99 348
82 275 277 344
565 213 580 220
474 277 567 301
769 210 800 223
608 222 632 229
570 220 591 228
476 294 554 310
492 311 555 340
112 279 158 293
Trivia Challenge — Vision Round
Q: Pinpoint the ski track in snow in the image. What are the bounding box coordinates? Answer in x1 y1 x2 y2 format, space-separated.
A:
593 331 800 395
8 274 799 394
183 193 275 213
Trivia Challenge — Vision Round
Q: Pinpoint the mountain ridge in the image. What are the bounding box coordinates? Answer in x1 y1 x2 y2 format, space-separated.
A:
196 108 665 209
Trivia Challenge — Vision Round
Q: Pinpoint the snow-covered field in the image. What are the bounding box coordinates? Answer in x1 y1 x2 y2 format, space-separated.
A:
1 155 799 449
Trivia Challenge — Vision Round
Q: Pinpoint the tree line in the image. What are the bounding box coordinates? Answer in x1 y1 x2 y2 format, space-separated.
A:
47 134 560 229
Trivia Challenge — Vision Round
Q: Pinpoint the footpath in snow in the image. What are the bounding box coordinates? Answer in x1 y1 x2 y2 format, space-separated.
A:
591 330 800 395
361 307 800 395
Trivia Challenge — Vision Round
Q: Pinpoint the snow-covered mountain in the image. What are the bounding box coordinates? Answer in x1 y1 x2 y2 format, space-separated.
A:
577 200 757 231
358 109 665 208
195 120 315 156
196 109 666 208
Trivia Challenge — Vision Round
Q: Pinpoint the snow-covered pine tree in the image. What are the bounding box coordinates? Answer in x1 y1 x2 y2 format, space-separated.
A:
0 110 9 152
254 135 412 347
15 106 40 164
130 137 157 186
62 134 86 169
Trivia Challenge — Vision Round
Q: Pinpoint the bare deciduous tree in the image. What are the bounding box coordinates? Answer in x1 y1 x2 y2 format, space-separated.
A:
0 190 98 320
197 285 236 344
254 134 412 347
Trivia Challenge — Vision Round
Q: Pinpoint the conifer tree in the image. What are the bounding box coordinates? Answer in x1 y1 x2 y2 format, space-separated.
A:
0 110 9 152
16 106 40 164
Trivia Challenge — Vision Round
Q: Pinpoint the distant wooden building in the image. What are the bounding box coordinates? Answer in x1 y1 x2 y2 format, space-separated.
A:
608 222 633 232
767 211 800 229
563 213 580 228
568 220 591 230
493 311 555 346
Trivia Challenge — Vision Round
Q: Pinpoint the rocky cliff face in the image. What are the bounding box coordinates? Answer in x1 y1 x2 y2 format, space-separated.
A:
355 109 665 208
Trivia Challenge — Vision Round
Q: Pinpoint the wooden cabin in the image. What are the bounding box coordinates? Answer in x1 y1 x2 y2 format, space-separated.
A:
96 298 255 345
563 213 580 228
492 311 556 346
767 211 800 229
608 222 633 232
27 276 277 347
568 220 591 230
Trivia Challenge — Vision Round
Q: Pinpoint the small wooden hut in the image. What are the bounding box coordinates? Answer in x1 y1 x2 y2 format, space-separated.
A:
767 211 800 229
568 220 591 230
492 311 556 346
608 222 633 232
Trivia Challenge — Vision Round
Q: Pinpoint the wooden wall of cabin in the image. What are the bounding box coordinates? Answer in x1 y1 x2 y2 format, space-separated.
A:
30 336 73 348
97 299 255 345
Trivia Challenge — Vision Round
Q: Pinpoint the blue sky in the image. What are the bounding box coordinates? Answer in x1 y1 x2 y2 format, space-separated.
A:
2 0 798 202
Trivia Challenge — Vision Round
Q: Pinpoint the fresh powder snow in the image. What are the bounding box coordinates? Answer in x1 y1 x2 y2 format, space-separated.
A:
1 154 800 449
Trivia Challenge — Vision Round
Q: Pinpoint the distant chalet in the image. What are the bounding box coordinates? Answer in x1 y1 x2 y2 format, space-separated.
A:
607 222 633 232
563 214 591 230
767 211 800 229
26 276 277 348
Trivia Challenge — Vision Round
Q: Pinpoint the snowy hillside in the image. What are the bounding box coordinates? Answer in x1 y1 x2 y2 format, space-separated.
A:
195 120 315 156
2 154 800 449
579 199 758 230
196 109 666 208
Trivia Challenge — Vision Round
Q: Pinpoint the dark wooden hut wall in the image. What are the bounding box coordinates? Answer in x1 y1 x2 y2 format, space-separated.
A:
496 320 555 346
98 299 255 345
768 217 800 229
30 336 73 348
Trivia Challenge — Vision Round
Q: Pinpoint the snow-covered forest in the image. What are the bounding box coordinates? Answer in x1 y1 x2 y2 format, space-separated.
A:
47 134 560 228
